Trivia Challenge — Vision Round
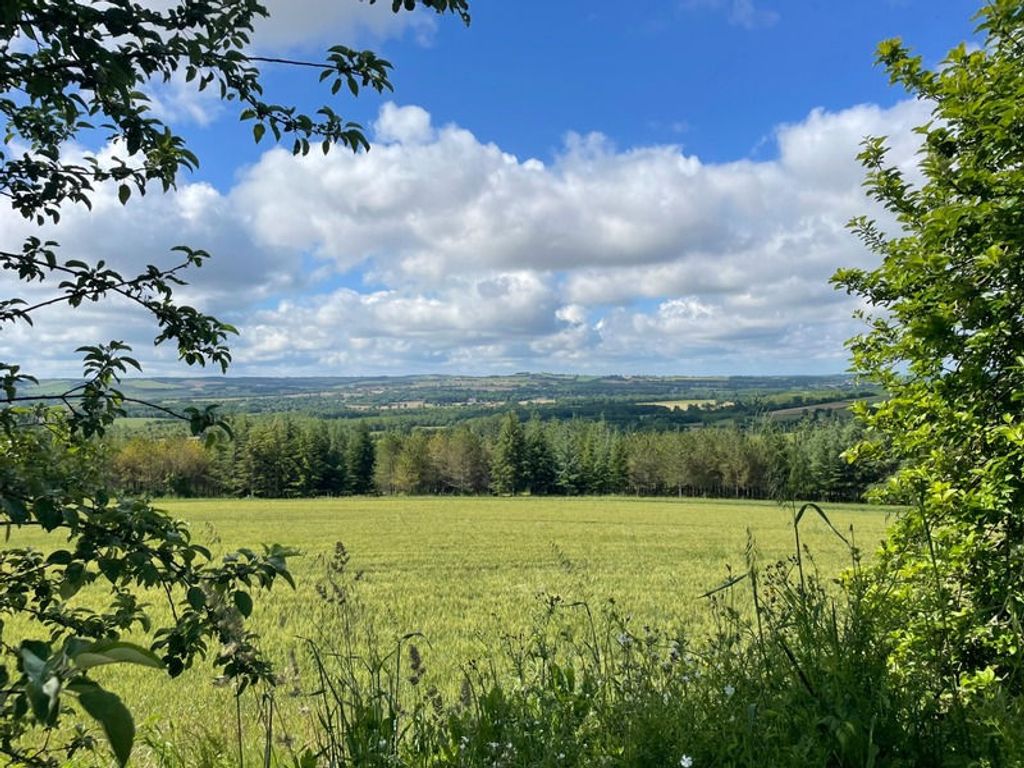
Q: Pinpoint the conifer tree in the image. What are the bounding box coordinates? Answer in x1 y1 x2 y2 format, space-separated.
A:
347 426 377 495
490 412 527 494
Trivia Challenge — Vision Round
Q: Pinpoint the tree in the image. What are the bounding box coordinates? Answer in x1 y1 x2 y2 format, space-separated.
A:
551 423 584 495
0 1 470 764
433 427 489 494
347 425 377 495
490 411 526 494
374 430 403 495
659 431 693 497
523 418 556 495
395 430 438 493
625 432 662 496
834 0 1024 695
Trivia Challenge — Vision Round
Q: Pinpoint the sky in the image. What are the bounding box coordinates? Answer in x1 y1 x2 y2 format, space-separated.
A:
0 0 984 378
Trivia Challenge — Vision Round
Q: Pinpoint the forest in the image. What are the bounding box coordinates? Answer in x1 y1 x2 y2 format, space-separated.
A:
108 413 892 502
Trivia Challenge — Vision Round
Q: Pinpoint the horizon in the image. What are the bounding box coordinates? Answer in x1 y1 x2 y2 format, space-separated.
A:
31 370 857 382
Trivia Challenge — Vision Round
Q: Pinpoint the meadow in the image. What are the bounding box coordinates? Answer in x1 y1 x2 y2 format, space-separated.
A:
6 496 892 761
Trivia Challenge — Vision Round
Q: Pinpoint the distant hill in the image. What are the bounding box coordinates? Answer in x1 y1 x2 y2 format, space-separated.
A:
21 373 876 430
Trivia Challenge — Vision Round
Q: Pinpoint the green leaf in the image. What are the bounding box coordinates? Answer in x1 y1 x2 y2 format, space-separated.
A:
26 675 61 726
72 640 165 671
59 561 87 600
19 642 59 725
18 641 49 682
187 586 206 610
98 557 124 582
34 497 62 530
71 681 135 767
118 184 131 205
46 549 73 565
233 590 253 618
1 496 28 524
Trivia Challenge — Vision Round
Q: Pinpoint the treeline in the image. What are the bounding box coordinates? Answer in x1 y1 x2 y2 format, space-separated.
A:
107 413 892 502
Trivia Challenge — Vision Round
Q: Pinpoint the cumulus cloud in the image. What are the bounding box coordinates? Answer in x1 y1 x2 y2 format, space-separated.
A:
1 99 930 376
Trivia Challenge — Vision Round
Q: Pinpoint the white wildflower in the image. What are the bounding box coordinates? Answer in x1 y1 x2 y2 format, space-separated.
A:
723 684 735 697
680 756 694 767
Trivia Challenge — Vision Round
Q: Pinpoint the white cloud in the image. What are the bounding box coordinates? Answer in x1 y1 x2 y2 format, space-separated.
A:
139 0 430 51
144 70 224 127
375 103 436 145
682 0 780 30
254 0 434 50
1 99 931 376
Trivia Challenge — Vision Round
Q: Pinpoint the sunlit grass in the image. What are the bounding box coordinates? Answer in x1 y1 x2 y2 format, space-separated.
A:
5 496 892 760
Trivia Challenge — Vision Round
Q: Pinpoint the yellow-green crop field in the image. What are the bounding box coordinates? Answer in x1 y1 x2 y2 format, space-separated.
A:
5 496 892 759
637 399 724 410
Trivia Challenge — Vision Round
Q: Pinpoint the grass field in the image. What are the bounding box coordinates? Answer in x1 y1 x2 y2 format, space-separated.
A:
5 496 893 760
637 399 723 410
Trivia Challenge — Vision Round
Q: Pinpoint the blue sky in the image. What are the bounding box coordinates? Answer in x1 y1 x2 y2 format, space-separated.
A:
0 0 984 377
190 1 979 184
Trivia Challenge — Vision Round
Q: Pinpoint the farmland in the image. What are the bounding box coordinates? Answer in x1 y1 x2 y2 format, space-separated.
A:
6 496 890 756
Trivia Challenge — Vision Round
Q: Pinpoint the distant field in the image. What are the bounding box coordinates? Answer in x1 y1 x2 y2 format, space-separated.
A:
4 496 892 759
640 399 725 410
769 396 884 420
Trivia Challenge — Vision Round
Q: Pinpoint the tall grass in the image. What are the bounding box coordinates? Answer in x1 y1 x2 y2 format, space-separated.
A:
235 504 1024 767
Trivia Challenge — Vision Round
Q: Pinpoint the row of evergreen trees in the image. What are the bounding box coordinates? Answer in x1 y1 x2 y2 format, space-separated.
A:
109 413 891 502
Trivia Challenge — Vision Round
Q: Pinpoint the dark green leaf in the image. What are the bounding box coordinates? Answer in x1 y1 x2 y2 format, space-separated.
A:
72 681 135 767
233 590 253 618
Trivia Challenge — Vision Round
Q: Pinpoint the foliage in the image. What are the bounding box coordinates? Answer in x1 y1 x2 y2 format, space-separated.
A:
834 0 1024 693
489 412 526 495
0 1 470 764
347 425 377 495
105 414 889 502
0 417 298 766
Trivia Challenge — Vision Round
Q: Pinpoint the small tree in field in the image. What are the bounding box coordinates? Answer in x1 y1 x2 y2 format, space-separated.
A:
835 0 1024 695
0 2 469 764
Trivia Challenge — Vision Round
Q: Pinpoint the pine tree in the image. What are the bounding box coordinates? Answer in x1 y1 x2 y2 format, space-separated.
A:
347 426 377 495
490 412 526 495
524 418 556 495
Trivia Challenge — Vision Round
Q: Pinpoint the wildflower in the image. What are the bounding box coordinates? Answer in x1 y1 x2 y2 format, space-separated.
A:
680 756 693 767
723 684 735 697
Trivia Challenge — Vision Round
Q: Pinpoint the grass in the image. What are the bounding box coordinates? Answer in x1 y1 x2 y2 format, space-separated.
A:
4 496 891 762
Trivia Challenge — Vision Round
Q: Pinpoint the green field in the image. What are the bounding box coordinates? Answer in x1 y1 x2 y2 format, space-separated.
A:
5 496 893 759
